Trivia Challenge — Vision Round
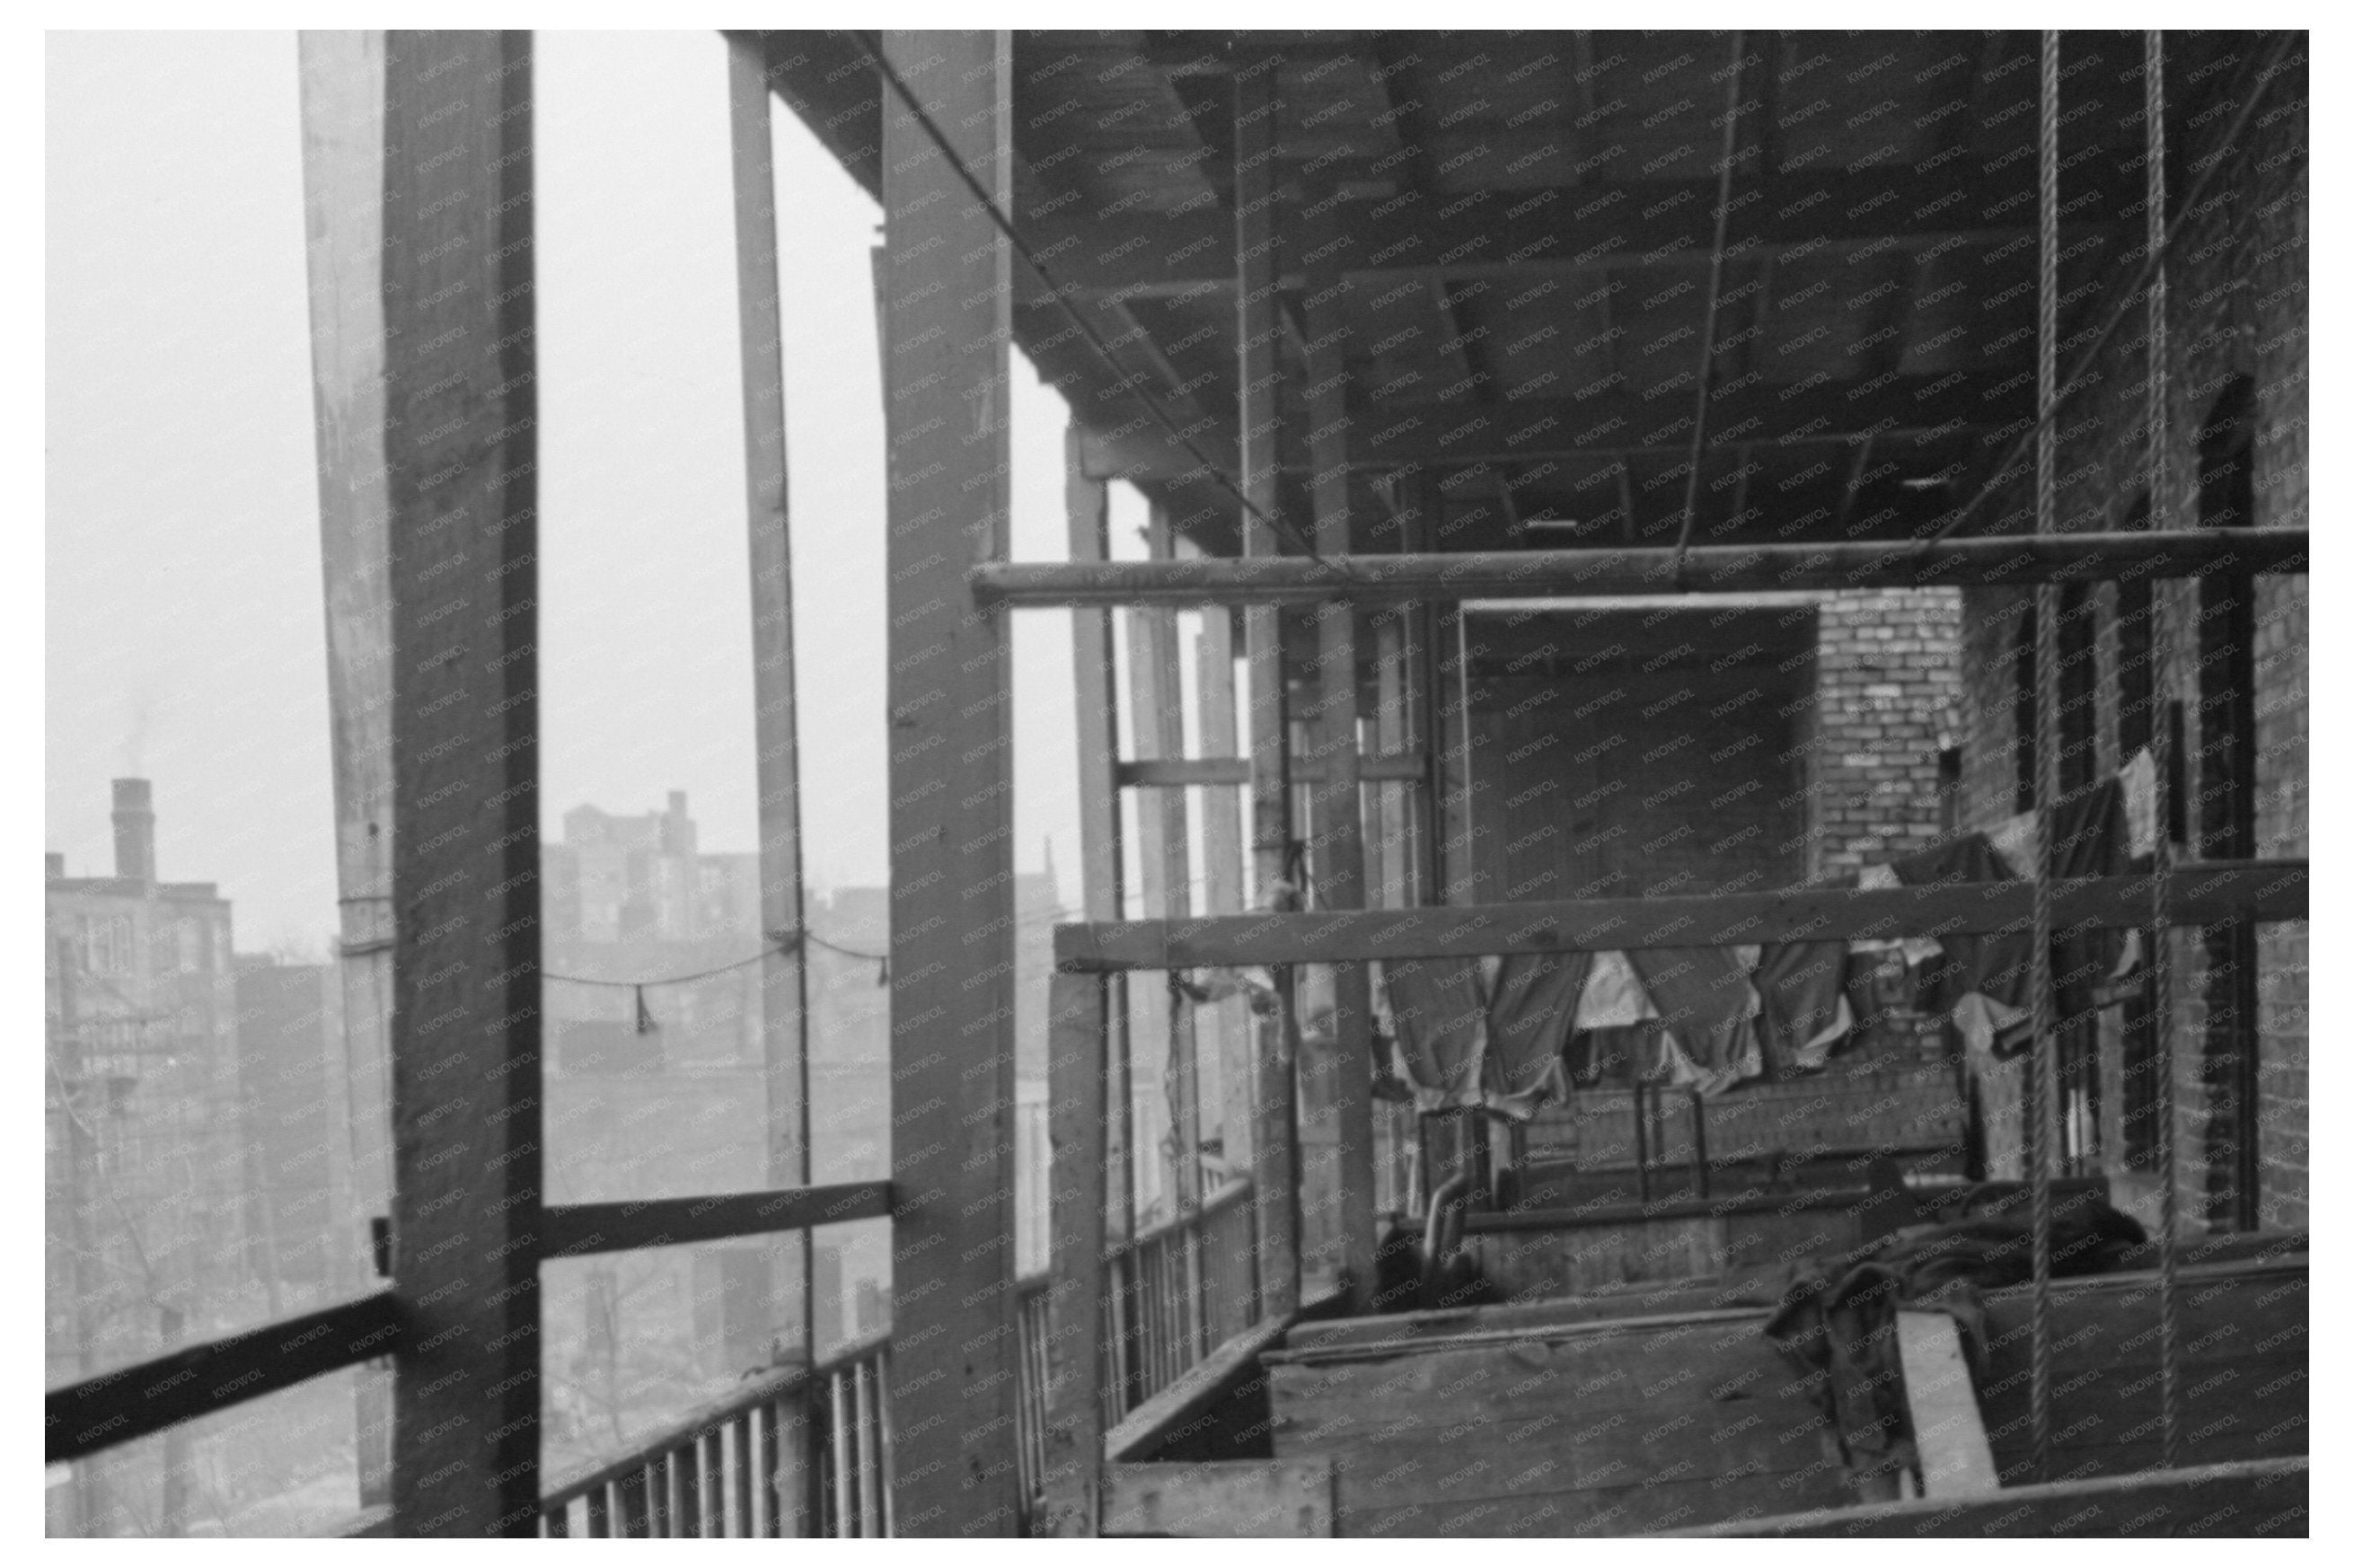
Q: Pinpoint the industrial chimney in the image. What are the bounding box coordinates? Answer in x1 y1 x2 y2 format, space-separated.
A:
112 778 155 884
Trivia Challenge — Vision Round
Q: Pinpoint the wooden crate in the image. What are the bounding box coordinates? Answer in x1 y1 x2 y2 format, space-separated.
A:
1265 1299 1856 1536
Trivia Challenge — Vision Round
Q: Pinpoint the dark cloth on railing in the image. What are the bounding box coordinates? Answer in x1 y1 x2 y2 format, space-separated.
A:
1763 1194 2148 1468
1627 945 1759 1096
1381 956 1489 1109
1892 778 2124 1060
1753 941 1852 1075
1486 949 1592 1103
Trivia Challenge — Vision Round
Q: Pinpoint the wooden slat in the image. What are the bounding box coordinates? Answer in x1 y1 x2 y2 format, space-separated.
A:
1104 1310 1296 1464
1236 56 1299 1322
1678 1457 2307 1537
1899 1311 1998 1496
1103 1459 1333 1537
971 529 2311 608
378 29 542 1536
1041 973 1110 1536
1056 860 2306 971
1116 753 1426 788
877 28 1020 1537
46 1291 404 1464
538 1182 892 1257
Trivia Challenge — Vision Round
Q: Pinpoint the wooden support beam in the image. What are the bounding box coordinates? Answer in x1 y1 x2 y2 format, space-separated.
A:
46 1291 404 1466
1054 861 2308 973
1115 753 1426 788
1898 1310 1999 1497
538 1184 894 1260
1678 1457 2307 1537
379 29 542 1536
295 26 396 1507
727 56 815 1523
878 30 1020 1537
1041 972 1110 1537
1235 57 1299 1321
1299 194 1379 1313
972 529 2311 608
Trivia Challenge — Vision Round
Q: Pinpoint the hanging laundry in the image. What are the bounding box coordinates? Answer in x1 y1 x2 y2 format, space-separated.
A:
1378 956 1489 1113
1627 946 1761 1097
1753 941 1856 1074
1574 948 1656 1030
2120 746 2159 858
1483 948 1591 1117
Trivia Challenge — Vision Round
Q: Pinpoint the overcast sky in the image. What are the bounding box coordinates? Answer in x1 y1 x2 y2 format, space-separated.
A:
48 31 1104 953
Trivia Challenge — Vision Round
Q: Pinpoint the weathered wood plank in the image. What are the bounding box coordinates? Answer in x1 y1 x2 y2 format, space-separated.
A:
1235 57 1299 1322
1104 1459 1333 1537
971 529 2312 608
878 29 1021 1536
1194 603 1256 1187
1347 1467 1857 1537
380 29 542 1535
1900 1311 1998 1496
1056 861 2306 971
1676 1457 2307 1537
1041 972 1110 1536
1104 1311 1293 1464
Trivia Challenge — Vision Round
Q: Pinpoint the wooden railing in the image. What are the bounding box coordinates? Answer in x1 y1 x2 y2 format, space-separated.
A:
536 1332 891 1538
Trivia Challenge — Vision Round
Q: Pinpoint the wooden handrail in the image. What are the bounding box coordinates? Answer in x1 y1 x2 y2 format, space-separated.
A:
1054 861 2306 972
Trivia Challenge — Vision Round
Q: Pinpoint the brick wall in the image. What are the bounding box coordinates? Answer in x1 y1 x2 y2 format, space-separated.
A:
1805 588 1962 884
1952 40 2307 1229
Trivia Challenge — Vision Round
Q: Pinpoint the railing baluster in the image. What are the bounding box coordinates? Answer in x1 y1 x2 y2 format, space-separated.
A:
585 1481 610 1538
678 1431 702 1537
733 1410 754 1537
764 1396 789 1537
829 1368 852 1537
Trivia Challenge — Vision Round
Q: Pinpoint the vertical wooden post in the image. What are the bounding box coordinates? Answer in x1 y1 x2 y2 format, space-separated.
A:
1041 971 1109 1536
1429 476 1476 905
379 30 542 1536
1065 429 1133 1245
1196 605 1256 1204
878 30 1021 1537
295 26 394 1509
1137 511 1203 1229
727 37 816 1534
1298 192 1380 1312
1235 57 1299 1320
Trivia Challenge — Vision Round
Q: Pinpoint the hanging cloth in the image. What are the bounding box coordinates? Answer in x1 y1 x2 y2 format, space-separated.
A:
1753 941 1856 1074
1483 949 1592 1118
1574 948 1657 1030
1379 956 1490 1113
1627 946 1761 1097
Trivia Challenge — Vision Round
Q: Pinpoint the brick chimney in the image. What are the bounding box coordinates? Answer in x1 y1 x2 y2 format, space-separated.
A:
112 778 155 884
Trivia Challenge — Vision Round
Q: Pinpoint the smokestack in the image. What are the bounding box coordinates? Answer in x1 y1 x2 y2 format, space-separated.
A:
112 778 155 884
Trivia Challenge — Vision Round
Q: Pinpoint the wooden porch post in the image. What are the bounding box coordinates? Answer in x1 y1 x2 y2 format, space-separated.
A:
1066 428 1134 1245
1235 55 1300 1319
1299 191 1380 1311
378 30 542 1535
295 27 395 1510
877 29 1022 1536
727 36 816 1533
1041 970 1110 1536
